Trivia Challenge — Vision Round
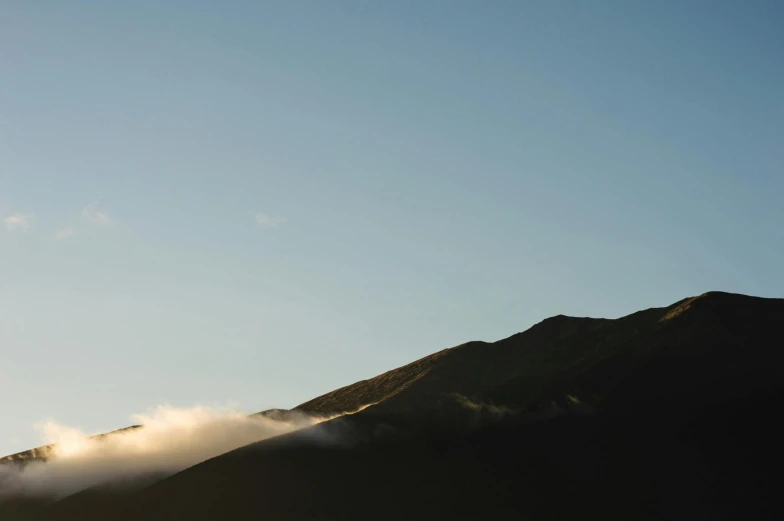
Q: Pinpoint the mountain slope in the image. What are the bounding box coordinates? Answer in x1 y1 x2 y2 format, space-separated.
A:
6 291 784 520
296 291 784 422
0 427 143 467
4 291 742 464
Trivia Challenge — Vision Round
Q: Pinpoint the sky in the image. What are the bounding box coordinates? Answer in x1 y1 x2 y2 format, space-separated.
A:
1 0 783 456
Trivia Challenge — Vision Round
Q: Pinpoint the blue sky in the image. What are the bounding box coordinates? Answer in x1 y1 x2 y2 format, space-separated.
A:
1 1 782 455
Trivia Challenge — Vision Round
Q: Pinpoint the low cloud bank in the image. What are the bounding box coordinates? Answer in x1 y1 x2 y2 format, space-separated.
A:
0 405 335 499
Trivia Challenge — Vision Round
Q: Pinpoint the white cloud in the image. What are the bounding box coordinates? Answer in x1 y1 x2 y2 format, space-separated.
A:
3 213 34 232
81 202 114 225
56 228 75 240
255 212 287 228
0 403 367 499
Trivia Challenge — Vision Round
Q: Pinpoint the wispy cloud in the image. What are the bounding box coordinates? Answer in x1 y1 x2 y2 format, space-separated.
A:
3 213 34 232
255 212 287 228
56 228 75 240
0 402 371 499
81 201 114 226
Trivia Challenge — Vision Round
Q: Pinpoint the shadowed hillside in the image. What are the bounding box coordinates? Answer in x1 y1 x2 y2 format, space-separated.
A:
3 291 783 520
295 292 784 424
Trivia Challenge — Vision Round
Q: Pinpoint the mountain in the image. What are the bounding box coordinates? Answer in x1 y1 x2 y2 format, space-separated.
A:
0 427 143 467
3 291 783 520
296 291 784 429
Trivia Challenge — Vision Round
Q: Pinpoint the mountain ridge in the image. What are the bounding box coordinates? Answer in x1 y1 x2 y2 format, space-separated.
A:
4 291 784 521
3 291 779 462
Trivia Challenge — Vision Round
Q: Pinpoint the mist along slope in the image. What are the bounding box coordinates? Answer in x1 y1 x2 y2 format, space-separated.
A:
6 291 784 521
0 427 143 467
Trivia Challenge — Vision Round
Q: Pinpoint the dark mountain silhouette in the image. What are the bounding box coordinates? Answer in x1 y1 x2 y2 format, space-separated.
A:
3 291 783 520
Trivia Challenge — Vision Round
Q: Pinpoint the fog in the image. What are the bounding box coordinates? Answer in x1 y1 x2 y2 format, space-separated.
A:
0 405 336 499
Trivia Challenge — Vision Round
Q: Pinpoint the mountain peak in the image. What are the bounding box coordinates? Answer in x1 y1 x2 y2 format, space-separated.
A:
661 290 781 323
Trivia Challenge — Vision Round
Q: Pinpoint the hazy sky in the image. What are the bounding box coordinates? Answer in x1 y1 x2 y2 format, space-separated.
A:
2 1 783 455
